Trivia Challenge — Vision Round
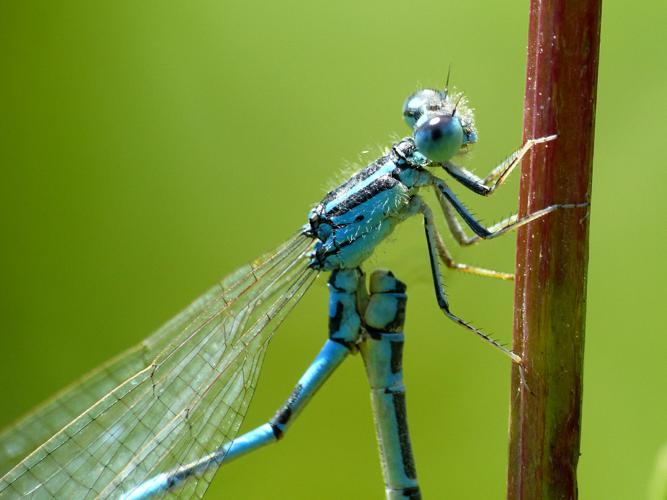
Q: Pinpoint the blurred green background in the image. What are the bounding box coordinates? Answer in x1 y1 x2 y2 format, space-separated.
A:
1 1 665 499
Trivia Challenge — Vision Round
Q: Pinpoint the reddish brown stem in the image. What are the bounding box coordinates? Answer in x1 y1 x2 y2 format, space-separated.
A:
507 1 601 499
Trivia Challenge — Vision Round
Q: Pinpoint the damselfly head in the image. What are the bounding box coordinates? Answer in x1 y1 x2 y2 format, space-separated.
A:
402 88 477 164
402 89 447 128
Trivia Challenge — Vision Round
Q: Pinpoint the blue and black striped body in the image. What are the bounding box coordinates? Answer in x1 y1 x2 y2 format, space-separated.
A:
1 80 581 500
306 138 432 271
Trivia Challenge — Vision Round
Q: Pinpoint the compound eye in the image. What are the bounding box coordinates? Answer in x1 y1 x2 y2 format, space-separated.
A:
402 89 445 128
414 114 464 163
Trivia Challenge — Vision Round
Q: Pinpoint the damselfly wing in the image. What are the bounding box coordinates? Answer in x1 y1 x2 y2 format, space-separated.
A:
0 235 315 498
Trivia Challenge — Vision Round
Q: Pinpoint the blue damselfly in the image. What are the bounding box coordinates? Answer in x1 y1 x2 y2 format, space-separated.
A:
0 85 586 499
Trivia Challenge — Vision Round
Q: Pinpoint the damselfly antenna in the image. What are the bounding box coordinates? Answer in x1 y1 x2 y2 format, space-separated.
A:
444 65 452 98
452 94 464 116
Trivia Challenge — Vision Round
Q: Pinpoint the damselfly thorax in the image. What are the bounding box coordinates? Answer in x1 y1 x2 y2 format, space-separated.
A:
306 138 431 271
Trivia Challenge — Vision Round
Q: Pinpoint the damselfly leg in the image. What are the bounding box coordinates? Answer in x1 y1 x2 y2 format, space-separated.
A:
434 183 588 247
437 136 587 248
415 136 588 363
415 197 521 363
442 135 557 196
430 220 515 281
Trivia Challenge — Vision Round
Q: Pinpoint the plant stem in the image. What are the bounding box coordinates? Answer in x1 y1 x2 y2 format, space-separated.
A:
507 1 601 499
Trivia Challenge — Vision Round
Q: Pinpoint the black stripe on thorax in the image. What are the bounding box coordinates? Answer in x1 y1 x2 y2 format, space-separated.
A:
321 156 388 206
326 175 399 217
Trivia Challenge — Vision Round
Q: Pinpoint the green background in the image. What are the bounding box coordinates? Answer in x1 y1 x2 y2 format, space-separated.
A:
1 1 665 499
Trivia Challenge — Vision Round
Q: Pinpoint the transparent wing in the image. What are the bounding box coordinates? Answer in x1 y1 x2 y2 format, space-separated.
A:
0 277 234 477
0 233 317 499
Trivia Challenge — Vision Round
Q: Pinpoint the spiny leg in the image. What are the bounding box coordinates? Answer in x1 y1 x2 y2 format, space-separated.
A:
414 196 521 363
431 216 513 280
442 135 556 196
121 269 364 500
434 178 588 243
429 184 515 279
435 186 516 247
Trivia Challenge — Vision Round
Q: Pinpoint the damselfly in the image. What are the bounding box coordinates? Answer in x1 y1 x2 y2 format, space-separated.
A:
0 85 586 499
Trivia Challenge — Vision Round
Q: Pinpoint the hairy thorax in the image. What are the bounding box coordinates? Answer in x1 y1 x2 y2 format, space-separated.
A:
306 138 432 271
